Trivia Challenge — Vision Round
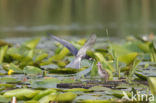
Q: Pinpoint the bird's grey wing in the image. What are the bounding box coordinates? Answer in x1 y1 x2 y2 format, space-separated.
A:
66 34 96 69
47 32 78 56
77 34 96 57
66 56 81 69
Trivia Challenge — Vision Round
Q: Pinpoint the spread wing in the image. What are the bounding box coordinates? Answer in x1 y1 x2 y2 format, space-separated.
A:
66 34 96 69
77 34 96 58
47 32 78 56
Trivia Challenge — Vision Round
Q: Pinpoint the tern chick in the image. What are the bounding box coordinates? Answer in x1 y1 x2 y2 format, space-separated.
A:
97 62 109 83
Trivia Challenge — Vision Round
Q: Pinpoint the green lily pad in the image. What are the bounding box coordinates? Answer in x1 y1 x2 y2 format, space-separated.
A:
0 95 11 103
32 89 57 100
0 77 20 83
3 88 39 100
48 67 86 74
39 92 77 103
30 78 60 88
23 66 42 75
76 100 112 103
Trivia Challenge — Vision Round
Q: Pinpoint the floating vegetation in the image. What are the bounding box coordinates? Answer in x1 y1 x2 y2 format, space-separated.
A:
0 33 156 102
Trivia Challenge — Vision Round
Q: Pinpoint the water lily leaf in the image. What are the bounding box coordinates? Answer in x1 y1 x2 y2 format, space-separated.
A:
0 95 11 103
135 72 147 80
39 93 54 103
64 88 91 92
24 100 39 103
0 45 8 64
32 89 57 100
118 52 138 65
76 99 111 103
49 47 70 61
23 66 42 75
48 67 86 74
52 92 77 102
2 63 23 73
111 44 131 56
89 86 111 91
3 88 39 100
35 53 48 63
0 84 15 89
148 77 156 95
30 78 60 88
0 77 20 83
24 38 40 49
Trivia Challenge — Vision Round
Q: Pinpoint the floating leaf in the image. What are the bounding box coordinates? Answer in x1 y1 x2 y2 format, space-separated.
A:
0 95 11 103
32 89 57 100
48 67 86 74
76 100 111 103
0 77 20 83
64 88 91 92
24 100 39 103
30 78 60 88
3 88 39 100
23 66 42 75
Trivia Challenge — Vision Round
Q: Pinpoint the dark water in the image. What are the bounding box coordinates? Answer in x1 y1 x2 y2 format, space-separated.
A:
0 0 156 38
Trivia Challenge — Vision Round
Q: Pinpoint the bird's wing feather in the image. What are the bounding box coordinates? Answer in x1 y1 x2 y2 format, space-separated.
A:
47 32 78 56
77 34 96 57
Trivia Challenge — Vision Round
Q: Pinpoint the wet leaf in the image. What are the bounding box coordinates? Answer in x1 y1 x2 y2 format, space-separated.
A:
32 89 57 100
3 88 39 100
48 67 86 74
23 66 42 75
64 88 91 92
24 100 39 103
0 95 11 103
76 99 112 103
30 78 60 88
0 77 19 83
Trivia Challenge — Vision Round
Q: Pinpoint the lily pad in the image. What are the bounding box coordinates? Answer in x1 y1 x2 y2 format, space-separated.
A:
23 66 42 75
3 88 39 100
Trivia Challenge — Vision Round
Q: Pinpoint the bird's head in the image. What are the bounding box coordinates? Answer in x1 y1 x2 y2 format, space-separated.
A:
96 62 102 67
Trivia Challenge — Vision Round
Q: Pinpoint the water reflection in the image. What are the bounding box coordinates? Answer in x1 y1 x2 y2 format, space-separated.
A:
0 0 156 38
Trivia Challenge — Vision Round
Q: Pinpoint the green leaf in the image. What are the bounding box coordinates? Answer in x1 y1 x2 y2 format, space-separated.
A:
35 53 48 63
30 78 60 88
118 52 138 65
32 89 57 100
24 38 40 49
0 77 20 83
52 92 77 102
3 88 39 100
0 95 11 103
23 66 42 75
48 67 86 74
148 77 156 95
0 45 8 64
